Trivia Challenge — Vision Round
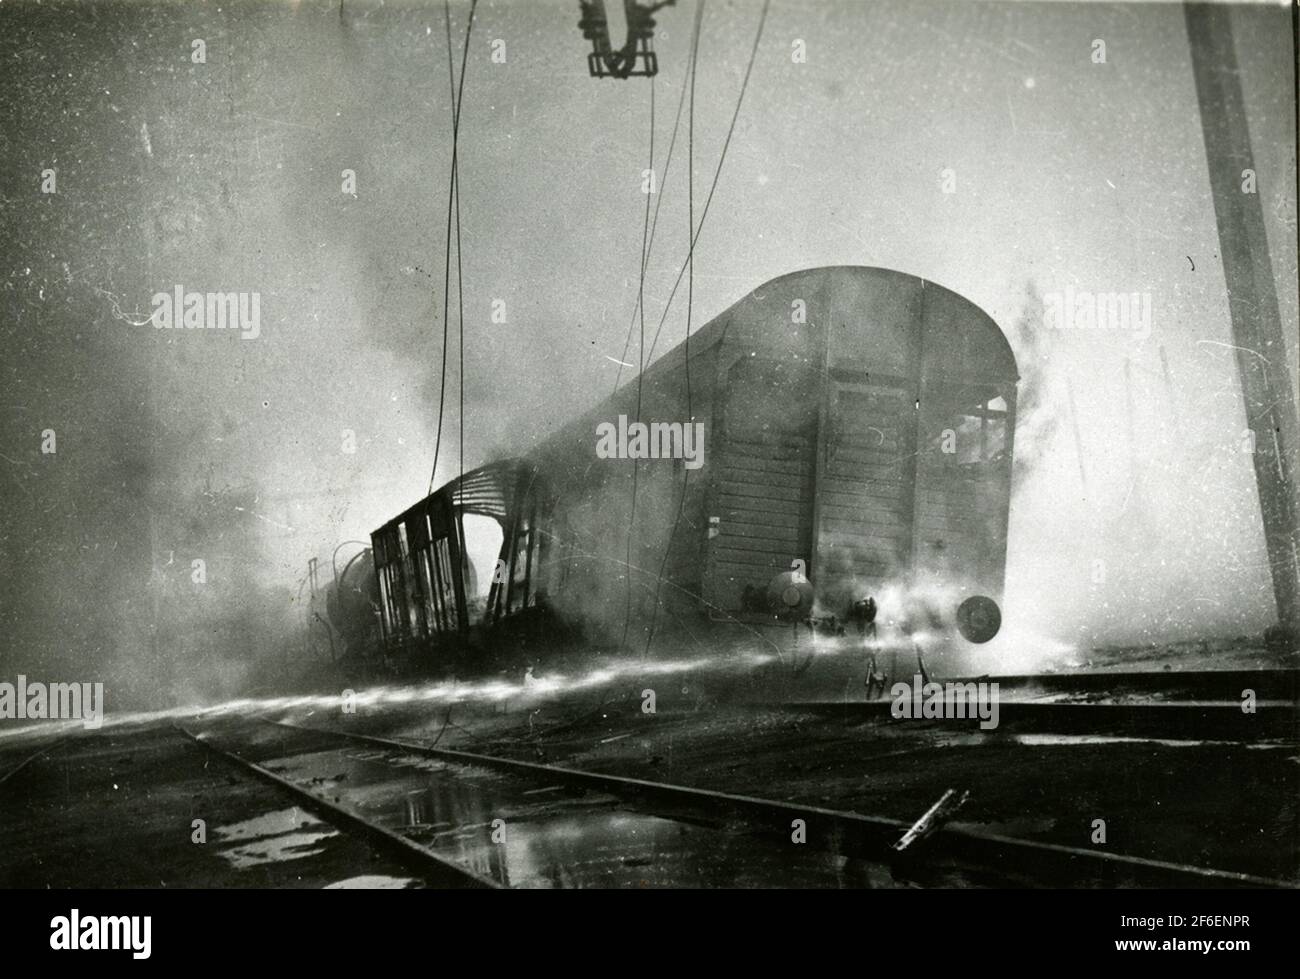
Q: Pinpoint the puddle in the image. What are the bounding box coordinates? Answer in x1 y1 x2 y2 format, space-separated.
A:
934 732 1292 749
260 745 918 888
1014 734 1259 748
212 807 340 870
325 875 420 889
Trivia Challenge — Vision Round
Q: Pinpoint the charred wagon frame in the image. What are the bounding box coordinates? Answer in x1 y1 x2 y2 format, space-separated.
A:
368 266 1018 665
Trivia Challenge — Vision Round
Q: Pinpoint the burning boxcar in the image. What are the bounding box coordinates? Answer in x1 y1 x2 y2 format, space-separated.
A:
369 266 1018 673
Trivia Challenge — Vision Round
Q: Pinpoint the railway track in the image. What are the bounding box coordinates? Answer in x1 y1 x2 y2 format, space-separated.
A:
174 725 500 888
762 700 1296 740
0 737 68 790
950 667 1298 702
179 716 1293 889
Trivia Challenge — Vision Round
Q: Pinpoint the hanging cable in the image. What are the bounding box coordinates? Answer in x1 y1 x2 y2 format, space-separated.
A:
642 0 769 367
428 0 479 496
612 42 692 395
619 74 657 651
643 0 704 654
644 0 767 654
454 84 467 502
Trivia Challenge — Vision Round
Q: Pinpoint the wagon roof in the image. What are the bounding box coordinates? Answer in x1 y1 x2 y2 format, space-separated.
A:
662 265 1019 382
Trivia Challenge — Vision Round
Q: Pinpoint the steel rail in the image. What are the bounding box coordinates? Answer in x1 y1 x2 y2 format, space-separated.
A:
0 736 69 790
174 724 501 889
261 718 1294 889
756 701 1295 740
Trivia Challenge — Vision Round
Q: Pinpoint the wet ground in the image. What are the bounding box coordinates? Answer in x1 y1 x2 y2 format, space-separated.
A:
0 726 424 888
209 723 908 888
1 663 1296 887
298 691 1299 883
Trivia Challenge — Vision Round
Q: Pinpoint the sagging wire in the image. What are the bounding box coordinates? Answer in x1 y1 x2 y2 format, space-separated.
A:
612 39 693 396
643 0 770 366
620 74 657 652
428 0 479 496
645 0 770 655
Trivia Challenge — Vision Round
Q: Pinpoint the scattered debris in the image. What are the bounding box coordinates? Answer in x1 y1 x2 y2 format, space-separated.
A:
892 788 970 853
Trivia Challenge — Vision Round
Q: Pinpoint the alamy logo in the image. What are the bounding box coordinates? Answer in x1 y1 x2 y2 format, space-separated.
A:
150 285 260 339
50 909 151 959
595 415 705 470
891 675 1000 730
0 676 105 729
1043 287 1152 340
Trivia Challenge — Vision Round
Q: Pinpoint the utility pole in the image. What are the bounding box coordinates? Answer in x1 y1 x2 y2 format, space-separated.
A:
1185 2 1300 641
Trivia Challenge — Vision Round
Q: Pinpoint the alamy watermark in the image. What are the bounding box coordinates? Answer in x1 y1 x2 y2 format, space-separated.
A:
0 676 105 729
50 909 151 959
150 285 260 339
1043 286 1152 340
595 415 705 470
890 674 1000 730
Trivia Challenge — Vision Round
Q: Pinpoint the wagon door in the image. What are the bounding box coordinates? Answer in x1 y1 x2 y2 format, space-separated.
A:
705 359 818 611
812 378 917 610
912 382 1014 593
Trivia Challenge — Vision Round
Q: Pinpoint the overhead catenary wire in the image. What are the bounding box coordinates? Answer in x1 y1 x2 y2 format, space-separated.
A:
644 0 707 655
612 44 693 396
620 75 657 651
454 66 467 502
642 0 770 367
428 0 479 497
